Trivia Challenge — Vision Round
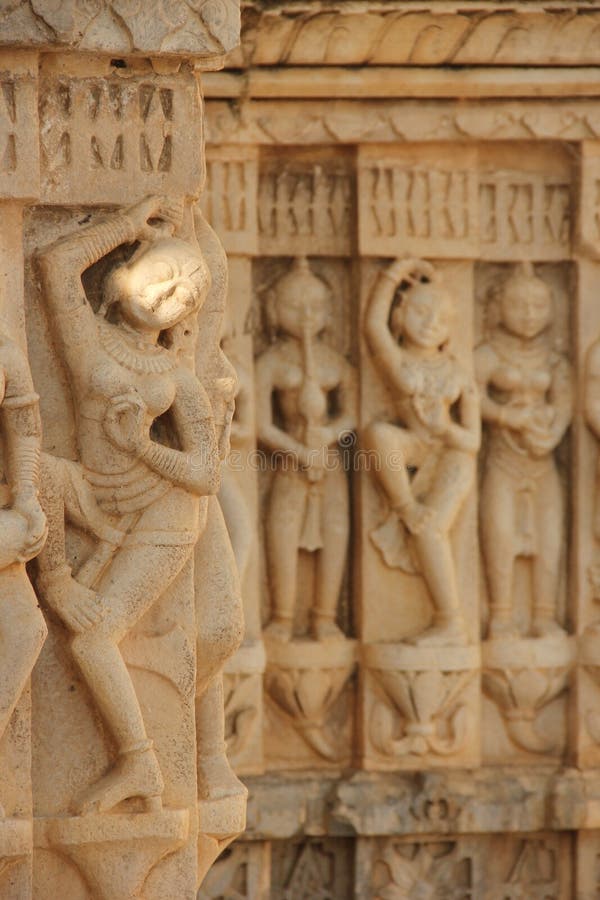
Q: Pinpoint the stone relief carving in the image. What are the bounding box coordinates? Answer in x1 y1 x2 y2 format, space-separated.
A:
364 258 479 648
476 264 571 642
40 69 203 205
1 0 240 54
256 257 357 643
205 99 600 148
258 156 354 257
34 196 243 820
271 837 353 900
239 8 600 67
370 839 473 900
255 257 357 767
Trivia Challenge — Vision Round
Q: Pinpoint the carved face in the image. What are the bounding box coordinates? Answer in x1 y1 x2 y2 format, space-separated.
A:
274 278 330 339
500 277 552 340
117 239 210 332
394 283 452 350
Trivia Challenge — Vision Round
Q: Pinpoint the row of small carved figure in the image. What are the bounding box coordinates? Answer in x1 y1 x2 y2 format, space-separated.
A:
245 256 581 648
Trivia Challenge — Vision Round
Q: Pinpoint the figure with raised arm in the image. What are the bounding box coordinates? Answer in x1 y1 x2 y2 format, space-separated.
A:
364 258 480 647
476 263 571 640
256 258 357 643
35 196 244 814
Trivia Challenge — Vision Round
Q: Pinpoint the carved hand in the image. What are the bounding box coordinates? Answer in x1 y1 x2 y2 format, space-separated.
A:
13 495 48 562
126 195 184 241
413 395 450 437
522 425 558 457
44 575 106 634
386 257 435 286
103 392 148 454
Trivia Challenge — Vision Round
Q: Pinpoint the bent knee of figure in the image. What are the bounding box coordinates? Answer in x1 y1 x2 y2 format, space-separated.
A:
197 592 244 675
22 604 48 657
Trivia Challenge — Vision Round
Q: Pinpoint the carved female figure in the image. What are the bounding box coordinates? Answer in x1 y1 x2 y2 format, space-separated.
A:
35 196 240 814
364 258 480 647
0 334 48 811
476 264 571 640
256 257 357 642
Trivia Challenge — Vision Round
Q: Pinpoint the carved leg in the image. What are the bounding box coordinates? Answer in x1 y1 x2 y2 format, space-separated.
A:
363 422 422 517
409 530 468 646
195 498 245 803
313 466 348 641
480 464 519 640
68 540 193 814
409 451 473 646
218 473 253 583
264 471 307 641
196 677 247 803
531 466 566 638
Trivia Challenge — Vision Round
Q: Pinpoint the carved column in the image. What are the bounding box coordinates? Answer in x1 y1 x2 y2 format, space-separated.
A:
201 144 266 777
0 3 245 897
574 141 600 771
357 143 481 772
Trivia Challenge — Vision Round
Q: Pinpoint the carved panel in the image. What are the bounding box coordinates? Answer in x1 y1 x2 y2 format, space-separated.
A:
356 834 571 899
223 642 265 776
363 645 480 771
206 99 600 147
358 146 478 258
202 147 258 256
0 52 39 200
0 0 240 56
198 842 270 900
39 63 203 205
271 838 354 900
258 149 355 256
359 143 573 260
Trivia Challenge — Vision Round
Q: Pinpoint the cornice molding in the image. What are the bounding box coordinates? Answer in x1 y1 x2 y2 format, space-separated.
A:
224 5 600 67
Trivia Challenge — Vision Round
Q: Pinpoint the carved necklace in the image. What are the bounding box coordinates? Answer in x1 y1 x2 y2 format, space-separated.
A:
491 327 551 368
98 320 176 375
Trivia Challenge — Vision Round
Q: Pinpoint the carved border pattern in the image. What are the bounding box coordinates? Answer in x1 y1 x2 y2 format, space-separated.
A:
234 7 600 67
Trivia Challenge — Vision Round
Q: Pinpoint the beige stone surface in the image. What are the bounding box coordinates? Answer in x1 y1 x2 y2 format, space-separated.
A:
6 0 600 896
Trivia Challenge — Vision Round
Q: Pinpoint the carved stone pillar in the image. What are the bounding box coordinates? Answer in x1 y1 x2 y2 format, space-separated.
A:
0 3 246 897
357 144 481 772
200 144 265 778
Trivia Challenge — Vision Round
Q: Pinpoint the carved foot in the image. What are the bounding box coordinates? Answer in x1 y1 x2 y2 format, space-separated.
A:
197 750 248 803
311 615 345 642
531 616 567 639
408 618 468 648
75 743 164 815
264 617 293 642
487 616 519 641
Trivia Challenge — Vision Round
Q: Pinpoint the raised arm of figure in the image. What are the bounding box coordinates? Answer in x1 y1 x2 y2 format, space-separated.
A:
36 197 172 383
255 350 308 466
364 261 405 382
